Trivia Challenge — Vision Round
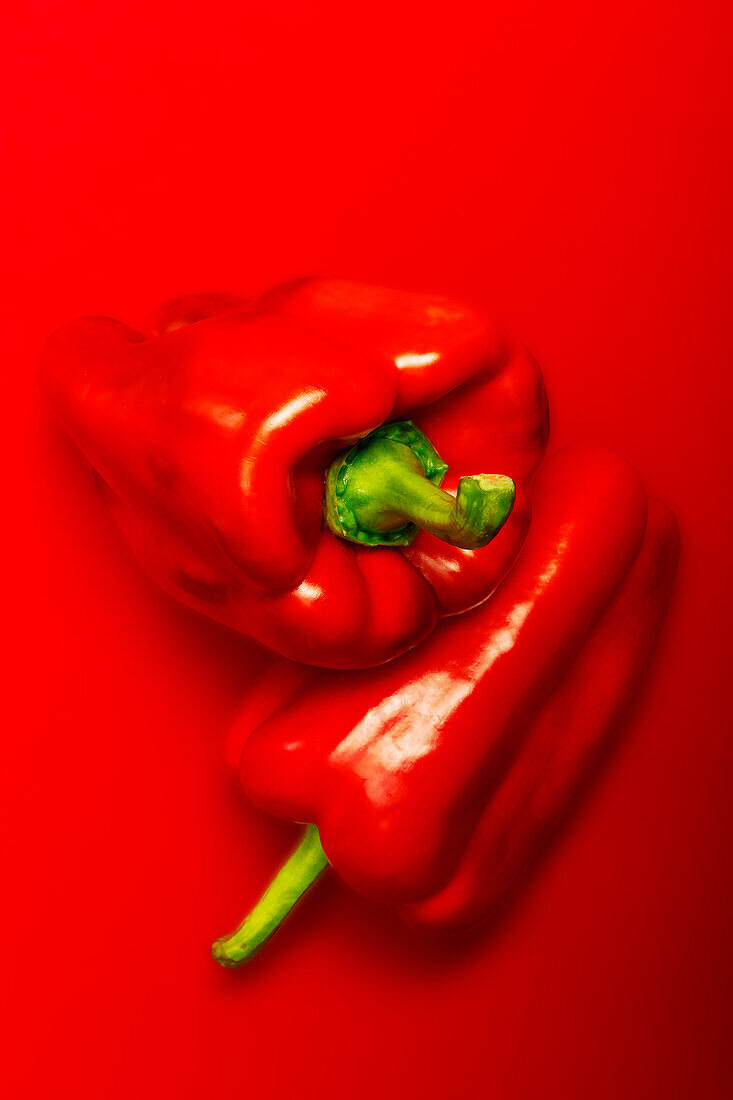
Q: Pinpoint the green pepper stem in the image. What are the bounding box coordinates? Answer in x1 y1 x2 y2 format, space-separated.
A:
324 421 515 550
212 824 329 968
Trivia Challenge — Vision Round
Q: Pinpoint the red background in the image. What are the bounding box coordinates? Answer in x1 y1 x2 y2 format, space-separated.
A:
3 2 732 1096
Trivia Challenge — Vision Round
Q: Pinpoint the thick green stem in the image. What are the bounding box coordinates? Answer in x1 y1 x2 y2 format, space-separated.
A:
324 421 515 549
212 825 329 968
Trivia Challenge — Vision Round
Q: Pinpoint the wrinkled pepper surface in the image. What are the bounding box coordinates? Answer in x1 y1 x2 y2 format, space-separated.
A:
214 446 678 963
38 279 548 668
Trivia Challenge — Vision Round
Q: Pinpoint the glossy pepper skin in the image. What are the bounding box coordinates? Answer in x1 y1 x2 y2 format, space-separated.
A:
227 446 677 939
38 280 548 668
402 492 678 931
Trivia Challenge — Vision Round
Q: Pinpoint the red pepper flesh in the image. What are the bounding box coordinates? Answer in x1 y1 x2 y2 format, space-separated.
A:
215 468 673 968
38 280 548 668
401 495 678 931
216 445 677 959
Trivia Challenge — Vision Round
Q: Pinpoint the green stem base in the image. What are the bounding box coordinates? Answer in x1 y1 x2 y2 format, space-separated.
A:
324 420 515 549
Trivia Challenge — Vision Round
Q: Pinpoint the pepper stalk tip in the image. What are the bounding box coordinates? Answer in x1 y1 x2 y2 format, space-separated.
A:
212 824 329 968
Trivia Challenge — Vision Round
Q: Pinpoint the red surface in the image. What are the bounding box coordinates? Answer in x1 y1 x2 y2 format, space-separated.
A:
3 2 731 1097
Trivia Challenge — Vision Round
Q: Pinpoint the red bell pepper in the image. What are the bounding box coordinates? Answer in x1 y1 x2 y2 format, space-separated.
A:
38 279 548 668
213 445 678 963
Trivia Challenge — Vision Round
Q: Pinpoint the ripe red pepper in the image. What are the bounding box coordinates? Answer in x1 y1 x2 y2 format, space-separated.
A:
213 446 678 963
38 280 548 668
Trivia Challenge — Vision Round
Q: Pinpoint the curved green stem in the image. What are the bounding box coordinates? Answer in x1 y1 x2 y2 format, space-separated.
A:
212 825 329 968
324 421 515 549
